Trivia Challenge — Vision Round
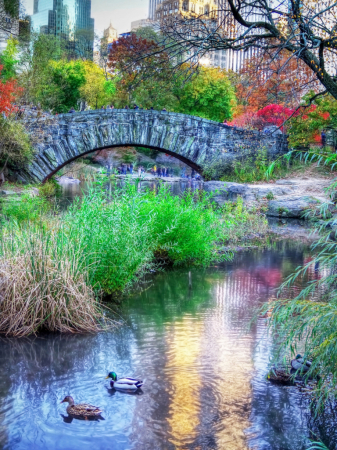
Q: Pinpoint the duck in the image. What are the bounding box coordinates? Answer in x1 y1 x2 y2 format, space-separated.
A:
105 371 143 390
267 366 293 385
291 354 312 373
60 396 103 418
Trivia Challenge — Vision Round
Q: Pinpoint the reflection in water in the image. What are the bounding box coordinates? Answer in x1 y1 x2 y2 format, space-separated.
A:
58 178 204 210
165 318 202 447
0 241 330 450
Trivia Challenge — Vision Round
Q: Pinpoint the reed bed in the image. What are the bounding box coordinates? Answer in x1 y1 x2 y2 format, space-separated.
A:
0 181 262 337
0 225 111 337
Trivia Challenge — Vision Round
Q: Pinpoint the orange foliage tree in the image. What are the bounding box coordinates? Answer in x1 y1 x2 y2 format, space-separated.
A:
0 65 21 115
234 50 317 119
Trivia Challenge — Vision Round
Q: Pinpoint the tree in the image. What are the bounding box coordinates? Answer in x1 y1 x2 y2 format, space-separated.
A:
0 37 19 81
234 49 317 113
109 34 236 120
0 116 34 181
288 93 337 148
0 65 21 114
47 59 86 112
79 61 116 109
109 33 171 105
17 33 67 107
157 1 337 100
177 67 236 121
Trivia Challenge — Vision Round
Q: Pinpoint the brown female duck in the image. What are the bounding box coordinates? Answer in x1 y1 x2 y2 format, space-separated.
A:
60 396 103 418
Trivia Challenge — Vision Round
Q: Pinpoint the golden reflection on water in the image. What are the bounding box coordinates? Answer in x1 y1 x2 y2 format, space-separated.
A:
165 316 203 448
210 280 253 450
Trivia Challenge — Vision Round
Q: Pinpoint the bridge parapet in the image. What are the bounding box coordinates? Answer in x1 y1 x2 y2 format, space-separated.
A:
16 109 288 183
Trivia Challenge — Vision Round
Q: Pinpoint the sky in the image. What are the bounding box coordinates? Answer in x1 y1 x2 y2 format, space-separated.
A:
23 0 149 35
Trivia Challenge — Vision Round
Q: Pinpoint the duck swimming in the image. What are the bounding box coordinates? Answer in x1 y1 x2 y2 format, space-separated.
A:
60 396 103 418
291 354 312 373
105 372 143 390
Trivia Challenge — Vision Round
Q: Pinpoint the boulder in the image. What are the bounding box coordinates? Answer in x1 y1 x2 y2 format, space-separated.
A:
275 179 299 185
1 190 18 196
267 196 322 218
57 176 81 184
203 181 247 204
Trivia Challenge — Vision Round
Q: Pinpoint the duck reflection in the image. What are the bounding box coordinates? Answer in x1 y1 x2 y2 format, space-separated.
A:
106 388 144 397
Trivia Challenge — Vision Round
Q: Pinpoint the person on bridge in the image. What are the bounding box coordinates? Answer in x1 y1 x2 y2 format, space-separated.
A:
130 164 134 174
321 130 326 148
134 104 139 110
137 166 142 177
69 107 75 113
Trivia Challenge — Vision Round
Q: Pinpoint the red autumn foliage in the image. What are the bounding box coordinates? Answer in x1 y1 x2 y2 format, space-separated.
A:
257 104 296 127
229 104 297 130
233 49 318 123
0 65 21 115
108 34 168 76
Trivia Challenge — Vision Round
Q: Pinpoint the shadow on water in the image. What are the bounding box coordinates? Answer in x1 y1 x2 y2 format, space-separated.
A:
0 239 334 449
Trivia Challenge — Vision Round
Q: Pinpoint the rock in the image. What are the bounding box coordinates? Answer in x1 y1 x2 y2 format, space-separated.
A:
275 179 299 185
247 185 294 199
203 181 247 204
267 196 322 218
25 188 39 197
57 176 81 184
1 190 18 196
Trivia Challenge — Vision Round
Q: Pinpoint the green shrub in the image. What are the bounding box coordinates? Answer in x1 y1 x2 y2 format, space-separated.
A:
1 194 51 223
38 179 61 198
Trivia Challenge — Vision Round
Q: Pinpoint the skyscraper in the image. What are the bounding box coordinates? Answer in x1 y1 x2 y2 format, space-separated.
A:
31 0 94 55
149 0 163 19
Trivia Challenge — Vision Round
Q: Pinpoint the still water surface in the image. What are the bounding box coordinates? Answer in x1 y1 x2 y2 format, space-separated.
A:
0 241 322 450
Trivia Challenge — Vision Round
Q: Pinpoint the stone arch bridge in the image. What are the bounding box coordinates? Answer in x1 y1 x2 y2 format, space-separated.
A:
16 110 288 183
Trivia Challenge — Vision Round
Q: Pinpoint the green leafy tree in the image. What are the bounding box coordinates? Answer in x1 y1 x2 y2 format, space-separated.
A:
79 60 116 109
18 33 66 107
176 67 237 122
0 37 19 81
47 59 86 112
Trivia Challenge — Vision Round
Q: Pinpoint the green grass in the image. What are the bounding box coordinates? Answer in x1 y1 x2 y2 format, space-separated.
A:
220 148 306 183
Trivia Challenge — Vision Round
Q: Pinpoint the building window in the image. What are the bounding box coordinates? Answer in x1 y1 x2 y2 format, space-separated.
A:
183 2 188 11
199 6 203 13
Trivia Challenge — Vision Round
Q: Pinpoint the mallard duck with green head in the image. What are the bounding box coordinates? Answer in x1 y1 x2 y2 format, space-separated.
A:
61 396 103 418
105 371 143 390
291 354 312 373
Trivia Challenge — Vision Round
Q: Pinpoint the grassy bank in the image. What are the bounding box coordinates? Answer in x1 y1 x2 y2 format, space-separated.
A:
0 181 266 336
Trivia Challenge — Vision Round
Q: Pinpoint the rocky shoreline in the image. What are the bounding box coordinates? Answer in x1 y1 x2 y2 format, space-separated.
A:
1 174 332 220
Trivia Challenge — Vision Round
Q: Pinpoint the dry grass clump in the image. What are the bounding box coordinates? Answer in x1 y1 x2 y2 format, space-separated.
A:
0 226 111 337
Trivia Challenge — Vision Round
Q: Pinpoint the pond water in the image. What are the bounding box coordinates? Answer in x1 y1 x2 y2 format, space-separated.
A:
0 240 329 450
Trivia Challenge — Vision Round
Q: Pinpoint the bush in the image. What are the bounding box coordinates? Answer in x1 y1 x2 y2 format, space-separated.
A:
38 178 61 198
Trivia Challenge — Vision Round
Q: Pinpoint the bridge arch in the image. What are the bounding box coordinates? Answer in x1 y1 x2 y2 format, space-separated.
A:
42 143 203 183
16 110 287 184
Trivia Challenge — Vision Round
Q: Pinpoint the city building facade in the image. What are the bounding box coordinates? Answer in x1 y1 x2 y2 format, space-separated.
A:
30 0 94 54
103 21 117 43
0 0 19 52
150 0 265 71
131 18 156 31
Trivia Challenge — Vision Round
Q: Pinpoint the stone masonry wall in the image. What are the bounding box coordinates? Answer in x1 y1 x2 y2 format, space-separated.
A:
16 110 288 183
